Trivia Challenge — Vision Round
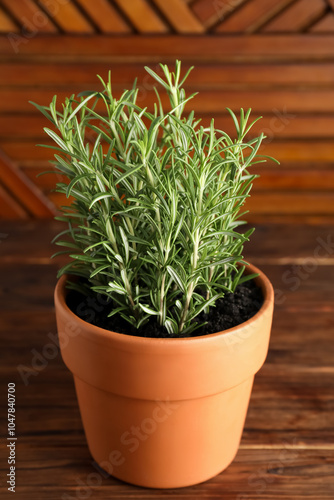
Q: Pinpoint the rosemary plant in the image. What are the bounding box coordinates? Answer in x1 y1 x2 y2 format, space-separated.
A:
32 61 275 336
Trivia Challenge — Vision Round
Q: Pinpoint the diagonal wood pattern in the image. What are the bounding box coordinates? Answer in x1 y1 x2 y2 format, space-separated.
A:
263 0 328 32
75 0 131 33
1 0 334 33
1 0 58 32
0 149 56 218
37 0 95 33
215 0 298 33
311 11 334 31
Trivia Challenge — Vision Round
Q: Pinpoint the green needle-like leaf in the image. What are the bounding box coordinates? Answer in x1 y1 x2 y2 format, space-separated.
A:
33 61 276 335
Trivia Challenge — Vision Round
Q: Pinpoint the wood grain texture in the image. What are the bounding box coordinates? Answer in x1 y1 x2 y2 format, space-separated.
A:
21 165 334 193
1 0 333 36
3 138 334 164
37 0 95 33
215 0 296 33
46 189 334 218
2 88 334 114
191 0 247 28
263 0 328 32
254 167 334 190
151 0 205 33
264 140 334 162
0 182 28 218
0 221 333 498
75 0 132 33
2 219 334 262
113 0 168 33
29 180 334 218
0 149 55 218
1 0 58 33
1 35 334 61
246 192 334 215
311 12 334 32
0 5 18 31
46 86 334 111
2 62 333 88
1 113 334 141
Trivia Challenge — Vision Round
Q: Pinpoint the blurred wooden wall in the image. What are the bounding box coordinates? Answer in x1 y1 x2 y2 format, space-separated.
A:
0 0 334 221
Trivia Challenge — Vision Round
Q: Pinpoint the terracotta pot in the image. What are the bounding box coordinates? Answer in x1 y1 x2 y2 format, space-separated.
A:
55 262 274 488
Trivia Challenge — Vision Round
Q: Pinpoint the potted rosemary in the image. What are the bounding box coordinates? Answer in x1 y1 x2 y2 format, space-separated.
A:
33 62 275 488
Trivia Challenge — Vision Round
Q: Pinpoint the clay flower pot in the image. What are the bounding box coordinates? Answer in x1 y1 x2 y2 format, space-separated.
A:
55 262 274 489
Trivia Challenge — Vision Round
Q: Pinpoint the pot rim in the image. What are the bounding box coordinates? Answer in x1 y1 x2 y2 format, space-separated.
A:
55 261 273 347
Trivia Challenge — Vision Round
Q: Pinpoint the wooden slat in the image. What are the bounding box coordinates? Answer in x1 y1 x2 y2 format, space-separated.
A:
310 12 334 32
246 192 334 214
245 224 334 261
254 167 334 191
1 62 334 88
0 220 61 262
0 5 19 31
37 0 95 33
2 88 334 114
48 191 334 216
208 115 334 139
264 140 334 162
0 182 28 219
98 87 334 112
0 35 334 62
3 220 334 263
45 187 334 216
2 225 334 304
249 214 334 224
113 0 168 33
1 0 58 33
22 165 334 193
151 0 204 33
0 446 332 498
255 263 334 309
75 0 131 33
3 139 334 164
215 0 296 33
2 114 334 140
191 0 247 28
0 447 332 498
0 149 55 217
263 0 328 32
0 262 57 309
22 167 67 191
2 241 334 313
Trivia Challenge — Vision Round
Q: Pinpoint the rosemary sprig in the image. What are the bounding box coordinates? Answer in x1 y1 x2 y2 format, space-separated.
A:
32 61 278 335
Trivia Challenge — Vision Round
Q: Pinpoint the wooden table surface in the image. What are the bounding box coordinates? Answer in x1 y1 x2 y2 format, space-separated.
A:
1 220 334 499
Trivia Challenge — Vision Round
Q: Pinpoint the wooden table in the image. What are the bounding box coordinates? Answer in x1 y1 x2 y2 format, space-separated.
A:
1 221 334 499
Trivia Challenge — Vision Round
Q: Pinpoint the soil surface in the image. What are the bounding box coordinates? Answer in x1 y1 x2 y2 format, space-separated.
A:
66 279 263 338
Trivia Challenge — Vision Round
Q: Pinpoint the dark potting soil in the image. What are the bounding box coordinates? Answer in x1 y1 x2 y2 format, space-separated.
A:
66 279 264 339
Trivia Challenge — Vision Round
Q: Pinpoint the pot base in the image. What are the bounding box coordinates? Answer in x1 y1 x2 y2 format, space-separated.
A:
74 375 254 489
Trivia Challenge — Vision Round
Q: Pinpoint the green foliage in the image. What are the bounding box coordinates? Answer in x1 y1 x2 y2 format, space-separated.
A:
32 61 276 335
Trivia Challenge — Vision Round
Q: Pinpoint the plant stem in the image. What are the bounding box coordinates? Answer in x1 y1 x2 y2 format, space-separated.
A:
106 219 138 320
179 229 199 333
159 273 166 326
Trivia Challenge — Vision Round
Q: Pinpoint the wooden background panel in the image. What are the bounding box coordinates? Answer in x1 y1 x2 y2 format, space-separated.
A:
0 0 334 219
1 0 333 35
